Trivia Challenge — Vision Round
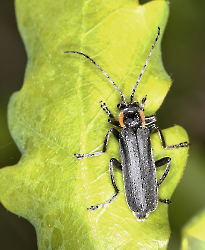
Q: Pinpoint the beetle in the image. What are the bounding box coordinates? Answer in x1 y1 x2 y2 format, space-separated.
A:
64 27 189 221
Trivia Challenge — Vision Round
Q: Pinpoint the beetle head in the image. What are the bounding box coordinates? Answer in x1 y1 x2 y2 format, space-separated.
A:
117 102 145 128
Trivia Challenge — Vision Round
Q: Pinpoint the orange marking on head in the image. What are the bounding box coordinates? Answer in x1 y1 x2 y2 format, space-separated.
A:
140 110 146 127
119 112 125 127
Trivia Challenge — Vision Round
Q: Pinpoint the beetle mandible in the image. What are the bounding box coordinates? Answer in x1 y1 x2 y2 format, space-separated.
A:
64 27 189 221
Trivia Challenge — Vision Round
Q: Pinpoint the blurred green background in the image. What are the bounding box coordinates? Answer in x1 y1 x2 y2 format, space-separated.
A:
0 0 205 249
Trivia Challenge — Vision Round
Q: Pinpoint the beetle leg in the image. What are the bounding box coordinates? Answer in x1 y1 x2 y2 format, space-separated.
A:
74 128 119 158
108 119 120 127
100 101 120 127
145 115 156 126
100 101 114 118
155 157 172 204
149 124 166 147
159 198 171 204
110 158 122 170
155 157 171 186
87 158 121 210
149 124 189 149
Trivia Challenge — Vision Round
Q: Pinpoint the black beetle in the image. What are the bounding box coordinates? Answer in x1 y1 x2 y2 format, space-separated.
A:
64 27 188 221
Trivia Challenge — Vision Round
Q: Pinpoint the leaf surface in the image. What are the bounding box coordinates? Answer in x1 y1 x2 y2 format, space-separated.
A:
0 0 189 249
181 208 205 250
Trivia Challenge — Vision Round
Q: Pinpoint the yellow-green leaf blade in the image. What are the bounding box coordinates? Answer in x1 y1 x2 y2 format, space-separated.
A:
0 0 189 249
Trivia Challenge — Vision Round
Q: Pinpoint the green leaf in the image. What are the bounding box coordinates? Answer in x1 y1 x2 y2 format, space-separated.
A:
0 0 189 249
181 208 205 250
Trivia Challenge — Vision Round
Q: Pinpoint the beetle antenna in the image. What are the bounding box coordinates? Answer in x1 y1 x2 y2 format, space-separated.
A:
130 27 160 102
64 51 125 103
140 95 147 111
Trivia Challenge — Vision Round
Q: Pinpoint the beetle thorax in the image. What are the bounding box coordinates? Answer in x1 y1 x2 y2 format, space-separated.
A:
118 102 145 128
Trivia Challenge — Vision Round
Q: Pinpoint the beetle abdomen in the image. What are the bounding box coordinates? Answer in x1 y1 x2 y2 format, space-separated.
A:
120 127 158 220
